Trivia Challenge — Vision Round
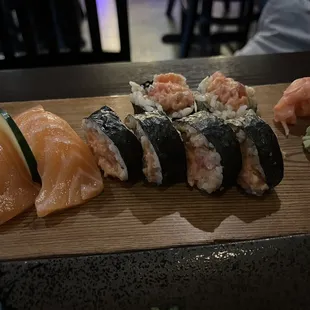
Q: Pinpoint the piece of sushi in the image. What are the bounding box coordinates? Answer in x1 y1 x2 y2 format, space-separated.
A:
174 111 242 193
82 106 143 181
124 112 187 185
15 106 104 217
0 109 39 225
129 73 196 119
227 110 284 195
273 77 310 136
195 71 257 119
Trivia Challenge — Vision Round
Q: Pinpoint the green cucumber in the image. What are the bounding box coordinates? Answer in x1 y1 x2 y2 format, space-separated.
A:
0 107 41 184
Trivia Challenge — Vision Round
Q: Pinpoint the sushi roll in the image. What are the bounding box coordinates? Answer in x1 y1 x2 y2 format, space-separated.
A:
227 110 284 195
195 71 257 120
82 106 143 181
174 111 242 193
124 112 187 185
129 73 196 119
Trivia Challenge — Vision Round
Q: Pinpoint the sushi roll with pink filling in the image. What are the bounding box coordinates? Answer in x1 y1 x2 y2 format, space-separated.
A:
227 110 284 195
124 112 187 185
129 73 196 119
174 111 242 193
195 71 257 120
82 106 143 181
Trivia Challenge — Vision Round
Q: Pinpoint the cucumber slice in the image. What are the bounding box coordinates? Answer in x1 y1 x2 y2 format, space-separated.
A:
0 107 41 184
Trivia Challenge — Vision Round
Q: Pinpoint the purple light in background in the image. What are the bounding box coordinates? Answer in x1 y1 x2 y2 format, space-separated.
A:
95 0 121 52
96 0 109 16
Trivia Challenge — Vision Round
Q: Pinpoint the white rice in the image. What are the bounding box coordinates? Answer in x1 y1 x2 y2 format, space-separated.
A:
140 136 163 184
129 81 161 113
129 81 146 94
237 137 269 196
124 115 163 184
225 115 268 195
82 119 128 181
236 129 246 143
169 103 197 119
197 76 211 94
179 124 223 193
129 91 163 113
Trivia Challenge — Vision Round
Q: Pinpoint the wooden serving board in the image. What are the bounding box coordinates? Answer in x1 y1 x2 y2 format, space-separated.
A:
1 83 310 260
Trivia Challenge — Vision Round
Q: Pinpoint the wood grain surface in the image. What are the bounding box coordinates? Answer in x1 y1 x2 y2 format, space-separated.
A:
1 83 310 260
0 52 309 103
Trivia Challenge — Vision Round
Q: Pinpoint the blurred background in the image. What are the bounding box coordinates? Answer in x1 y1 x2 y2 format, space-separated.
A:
93 0 260 61
0 0 308 69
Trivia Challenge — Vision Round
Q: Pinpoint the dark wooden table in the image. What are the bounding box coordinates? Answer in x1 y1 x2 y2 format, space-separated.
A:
1 52 310 310
0 52 309 102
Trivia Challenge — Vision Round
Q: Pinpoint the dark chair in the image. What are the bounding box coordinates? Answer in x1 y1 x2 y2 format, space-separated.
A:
166 0 230 18
164 0 260 58
198 0 259 56
0 0 130 69
166 0 177 17
181 0 261 57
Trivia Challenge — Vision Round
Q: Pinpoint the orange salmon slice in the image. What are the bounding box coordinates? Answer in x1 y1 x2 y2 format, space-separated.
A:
14 106 104 217
0 130 39 225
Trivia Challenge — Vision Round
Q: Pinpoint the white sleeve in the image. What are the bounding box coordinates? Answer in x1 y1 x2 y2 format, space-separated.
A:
235 0 310 56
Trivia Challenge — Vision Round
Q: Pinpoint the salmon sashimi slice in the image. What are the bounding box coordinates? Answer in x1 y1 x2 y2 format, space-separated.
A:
0 130 39 225
274 77 310 136
14 106 104 217
147 73 195 114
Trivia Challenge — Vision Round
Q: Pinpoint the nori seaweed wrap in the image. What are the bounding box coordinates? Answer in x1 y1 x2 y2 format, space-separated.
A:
174 111 242 193
82 106 143 181
124 111 187 185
